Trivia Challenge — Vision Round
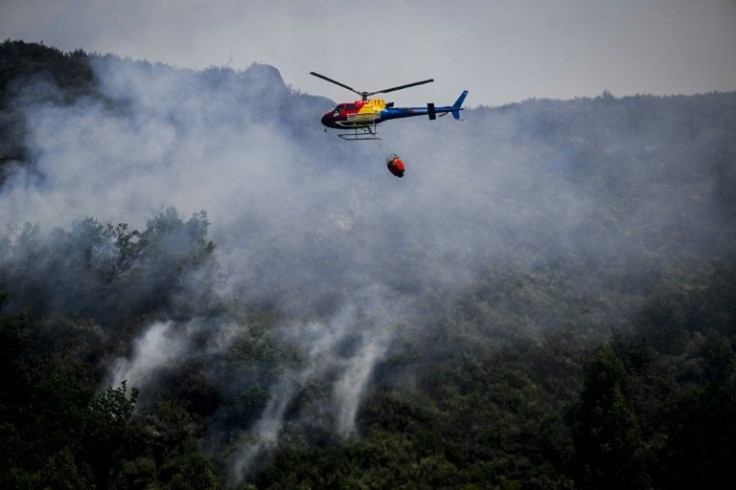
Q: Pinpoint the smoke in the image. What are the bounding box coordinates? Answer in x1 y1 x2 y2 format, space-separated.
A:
2 52 734 483
230 376 296 482
111 321 186 390
229 285 395 483
1 58 416 481
109 317 242 408
333 333 387 436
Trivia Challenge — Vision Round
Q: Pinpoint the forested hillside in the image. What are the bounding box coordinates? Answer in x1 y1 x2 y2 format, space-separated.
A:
1 39 735 489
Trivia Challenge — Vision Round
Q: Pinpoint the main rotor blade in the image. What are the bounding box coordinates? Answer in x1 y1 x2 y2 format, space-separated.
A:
369 78 434 96
310 72 362 97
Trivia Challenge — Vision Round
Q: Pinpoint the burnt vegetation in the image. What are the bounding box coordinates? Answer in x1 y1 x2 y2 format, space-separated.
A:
1 40 735 489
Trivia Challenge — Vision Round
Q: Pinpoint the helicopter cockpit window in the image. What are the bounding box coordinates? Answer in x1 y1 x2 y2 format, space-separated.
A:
334 105 344 112
346 104 357 111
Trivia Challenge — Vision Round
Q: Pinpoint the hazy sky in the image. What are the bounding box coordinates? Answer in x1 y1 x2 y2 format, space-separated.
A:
1 0 735 106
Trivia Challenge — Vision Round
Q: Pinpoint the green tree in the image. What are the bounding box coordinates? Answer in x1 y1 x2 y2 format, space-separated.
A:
662 383 736 489
166 454 220 490
82 382 140 489
570 344 649 489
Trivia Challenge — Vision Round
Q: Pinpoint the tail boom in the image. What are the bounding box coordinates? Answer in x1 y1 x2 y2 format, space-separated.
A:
377 90 469 123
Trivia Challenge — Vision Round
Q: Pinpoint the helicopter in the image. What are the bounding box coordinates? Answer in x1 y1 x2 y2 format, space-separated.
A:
310 72 468 141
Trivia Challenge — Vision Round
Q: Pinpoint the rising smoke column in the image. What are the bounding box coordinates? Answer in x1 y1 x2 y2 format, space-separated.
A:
229 285 396 483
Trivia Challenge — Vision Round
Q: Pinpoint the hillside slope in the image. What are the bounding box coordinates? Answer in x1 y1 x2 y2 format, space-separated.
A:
1 40 735 489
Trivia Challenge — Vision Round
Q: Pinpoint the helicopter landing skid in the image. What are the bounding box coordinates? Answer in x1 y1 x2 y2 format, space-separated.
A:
337 126 380 141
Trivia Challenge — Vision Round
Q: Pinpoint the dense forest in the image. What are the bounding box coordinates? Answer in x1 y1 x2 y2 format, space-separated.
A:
1 39 735 489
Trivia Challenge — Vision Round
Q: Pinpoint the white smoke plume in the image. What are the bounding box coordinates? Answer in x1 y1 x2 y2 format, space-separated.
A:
230 286 396 483
333 333 388 436
111 321 186 390
109 318 242 396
